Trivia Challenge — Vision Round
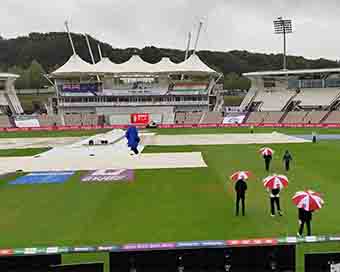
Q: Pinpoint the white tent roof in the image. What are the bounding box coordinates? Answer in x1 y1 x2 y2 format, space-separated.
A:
51 53 218 76
52 54 96 76
174 54 217 74
93 57 120 74
155 57 179 72
118 55 156 74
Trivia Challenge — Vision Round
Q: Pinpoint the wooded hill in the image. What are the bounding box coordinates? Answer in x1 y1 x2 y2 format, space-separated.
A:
1 32 339 90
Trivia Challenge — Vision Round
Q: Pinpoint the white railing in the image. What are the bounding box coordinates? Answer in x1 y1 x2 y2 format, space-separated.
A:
60 101 209 107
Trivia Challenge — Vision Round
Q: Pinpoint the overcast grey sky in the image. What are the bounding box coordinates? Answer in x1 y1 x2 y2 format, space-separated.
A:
1 0 339 60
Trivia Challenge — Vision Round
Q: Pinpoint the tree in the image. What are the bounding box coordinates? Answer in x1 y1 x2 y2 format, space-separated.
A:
26 60 47 89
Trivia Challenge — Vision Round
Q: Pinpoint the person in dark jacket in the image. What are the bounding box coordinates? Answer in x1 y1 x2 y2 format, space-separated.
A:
268 188 282 217
235 178 247 216
298 207 313 237
283 150 293 171
263 154 272 171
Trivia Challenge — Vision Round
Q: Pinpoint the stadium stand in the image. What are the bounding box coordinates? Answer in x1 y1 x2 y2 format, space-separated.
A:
254 90 295 111
37 114 63 126
200 112 224 124
149 113 163 124
323 111 340 123
107 114 130 125
303 111 328 123
175 112 186 124
0 115 12 127
294 88 340 108
183 112 203 124
262 111 285 123
162 113 175 124
245 112 268 123
281 111 308 123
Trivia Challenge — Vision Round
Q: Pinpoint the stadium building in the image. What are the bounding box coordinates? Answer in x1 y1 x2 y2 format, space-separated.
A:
49 53 224 126
240 68 340 124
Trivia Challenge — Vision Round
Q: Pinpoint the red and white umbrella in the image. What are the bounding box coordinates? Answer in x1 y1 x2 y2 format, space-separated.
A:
292 190 324 211
230 171 251 182
259 147 274 156
263 175 289 189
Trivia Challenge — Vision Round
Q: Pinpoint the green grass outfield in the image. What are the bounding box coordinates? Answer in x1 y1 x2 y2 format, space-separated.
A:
1 139 340 270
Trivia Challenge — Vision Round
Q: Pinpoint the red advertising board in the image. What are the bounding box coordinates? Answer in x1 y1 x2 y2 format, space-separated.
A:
2 122 340 132
130 113 150 125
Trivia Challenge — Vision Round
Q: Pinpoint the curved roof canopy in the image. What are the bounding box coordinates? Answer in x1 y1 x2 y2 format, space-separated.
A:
52 54 218 77
52 54 96 76
243 68 340 77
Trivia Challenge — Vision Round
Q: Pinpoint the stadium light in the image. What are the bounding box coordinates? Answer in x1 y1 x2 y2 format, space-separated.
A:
274 17 293 71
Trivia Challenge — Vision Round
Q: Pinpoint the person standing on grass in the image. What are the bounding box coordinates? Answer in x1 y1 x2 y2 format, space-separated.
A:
235 178 247 216
283 150 293 171
263 154 272 171
297 206 313 237
268 187 283 217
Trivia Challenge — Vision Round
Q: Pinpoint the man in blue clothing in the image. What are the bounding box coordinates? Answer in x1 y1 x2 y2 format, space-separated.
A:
125 125 140 155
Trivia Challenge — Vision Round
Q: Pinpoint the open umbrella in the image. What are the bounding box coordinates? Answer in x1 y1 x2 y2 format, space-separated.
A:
259 147 274 156
292 190 324 211
230 171 251 182
263 175 289 189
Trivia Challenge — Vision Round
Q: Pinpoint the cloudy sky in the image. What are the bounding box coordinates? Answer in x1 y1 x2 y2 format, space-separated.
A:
1 0 340 60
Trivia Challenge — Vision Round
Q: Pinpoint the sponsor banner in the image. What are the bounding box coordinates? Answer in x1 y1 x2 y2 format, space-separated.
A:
305 236 318 243
122 243 176 251
223 114 246 124
81 169 134 183
3 122 340 132
24 248 38 255
73 247 96 253
329 236 340 241
200 241 226 247
0 249 14 256
226 238 278 247
97 245 120 252
46 247 59 254
15 119 40 128
131 113 150 125
10 171 75 185
14 249 25 255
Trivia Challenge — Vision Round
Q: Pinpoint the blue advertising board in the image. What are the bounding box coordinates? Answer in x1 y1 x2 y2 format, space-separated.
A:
10 171 75 185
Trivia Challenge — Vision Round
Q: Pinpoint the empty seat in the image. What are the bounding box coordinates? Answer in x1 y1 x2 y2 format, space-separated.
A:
303 111 328 124
0 115 11 127
282 112 308 123
184 112 203 124
246 112 268 123
324 111 340 123
200 112 223 124
295 88 340 107
262 112 284 123
254 90 295 111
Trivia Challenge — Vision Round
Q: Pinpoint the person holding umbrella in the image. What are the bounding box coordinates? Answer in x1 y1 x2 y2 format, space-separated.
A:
263 174 289 217
282 150 293 171
230 171 250 216
260 147 274 171
292 190 324 237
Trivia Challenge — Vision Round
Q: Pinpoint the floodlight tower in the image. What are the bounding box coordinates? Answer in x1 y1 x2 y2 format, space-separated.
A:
274 17 293 71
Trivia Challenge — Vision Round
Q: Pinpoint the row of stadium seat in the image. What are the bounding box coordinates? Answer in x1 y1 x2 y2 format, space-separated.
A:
245 111 340 124
174 111 224 124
